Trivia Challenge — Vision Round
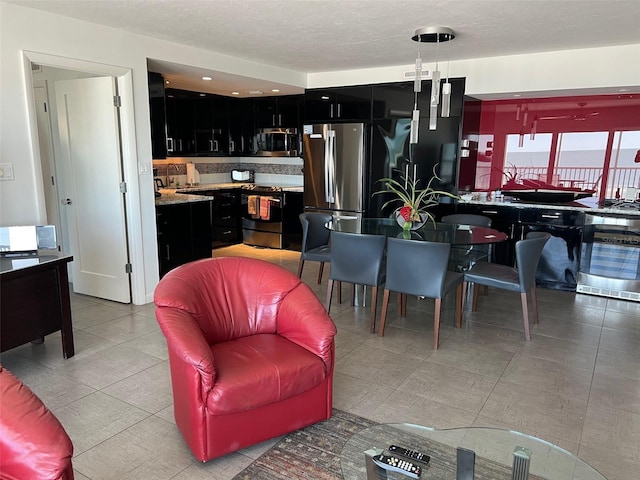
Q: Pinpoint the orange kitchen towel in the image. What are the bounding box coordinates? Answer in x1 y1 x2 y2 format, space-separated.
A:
260 196 272 220
247 195 259 217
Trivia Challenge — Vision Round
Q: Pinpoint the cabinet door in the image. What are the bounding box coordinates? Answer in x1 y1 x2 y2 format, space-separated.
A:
255 97 278 128
191 201 213 258
194 95 228 156
156 204 193 276
304 87 371 123
275 95 300 127
228 98 255 155
372 82 414 119
165 90 196 156
148 72 167 159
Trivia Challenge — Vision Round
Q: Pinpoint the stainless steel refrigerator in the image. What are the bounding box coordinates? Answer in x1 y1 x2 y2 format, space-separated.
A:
302 123 365 219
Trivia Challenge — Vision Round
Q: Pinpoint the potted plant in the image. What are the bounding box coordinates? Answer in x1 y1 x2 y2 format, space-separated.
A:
375 165 459 232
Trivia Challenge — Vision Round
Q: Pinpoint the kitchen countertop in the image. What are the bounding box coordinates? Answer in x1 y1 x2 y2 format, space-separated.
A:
155 183 303 206
461 198 640 216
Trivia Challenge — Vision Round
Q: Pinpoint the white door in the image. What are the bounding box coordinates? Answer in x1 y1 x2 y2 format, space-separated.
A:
55 76 131 303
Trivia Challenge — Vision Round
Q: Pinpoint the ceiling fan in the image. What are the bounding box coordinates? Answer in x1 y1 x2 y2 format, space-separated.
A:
539 102 600 121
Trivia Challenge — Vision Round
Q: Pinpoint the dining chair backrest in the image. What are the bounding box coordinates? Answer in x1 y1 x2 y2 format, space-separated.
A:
329 231 386 286
299 212 332 256
516 232 550 292
385 238 451 299
441 214 492 228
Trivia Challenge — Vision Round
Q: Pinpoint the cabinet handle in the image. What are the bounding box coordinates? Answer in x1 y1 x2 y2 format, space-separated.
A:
278 114 282 126
223 230 232 235
229 140 235 152
221 215 231 220
272 114 276 126
208 140 214 151
337 103 342 118
178 139 183 151
165 245 170 260
213 140 219 152
330 104 334 118
167 138 174 152
541 214 560 219
481 210 498 214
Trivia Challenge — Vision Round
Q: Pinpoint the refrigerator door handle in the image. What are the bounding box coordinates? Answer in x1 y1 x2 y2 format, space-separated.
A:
324 130 331 202
327 130 336 203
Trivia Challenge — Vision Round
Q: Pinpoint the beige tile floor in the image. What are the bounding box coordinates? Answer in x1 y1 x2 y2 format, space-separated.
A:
1 243 639 479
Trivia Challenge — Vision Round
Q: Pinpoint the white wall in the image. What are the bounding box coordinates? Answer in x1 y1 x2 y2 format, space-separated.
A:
307 44 640 97
0 2 305 303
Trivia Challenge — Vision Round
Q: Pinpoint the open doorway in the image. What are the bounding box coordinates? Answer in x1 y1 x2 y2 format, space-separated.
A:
25 53 141 304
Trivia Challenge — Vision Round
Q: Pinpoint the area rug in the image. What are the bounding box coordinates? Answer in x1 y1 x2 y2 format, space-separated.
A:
233 409 377 479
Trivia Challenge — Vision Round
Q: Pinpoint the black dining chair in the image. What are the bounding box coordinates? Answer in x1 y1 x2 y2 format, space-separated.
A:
462 232 551 341
298 212 332 284
378 238 463 350
325 231 386 334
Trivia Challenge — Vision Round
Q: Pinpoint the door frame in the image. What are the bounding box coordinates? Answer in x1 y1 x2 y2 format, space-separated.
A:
21 51 146 305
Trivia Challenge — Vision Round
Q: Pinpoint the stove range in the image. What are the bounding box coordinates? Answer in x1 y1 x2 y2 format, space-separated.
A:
241 184 284 193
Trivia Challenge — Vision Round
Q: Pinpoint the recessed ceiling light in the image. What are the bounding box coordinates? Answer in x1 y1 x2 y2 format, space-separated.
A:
247 90 263 95
165 80 170 84
271 89 280 93
231 91 240 95
618 88 630 92
202 76 212 81
512 94 522 97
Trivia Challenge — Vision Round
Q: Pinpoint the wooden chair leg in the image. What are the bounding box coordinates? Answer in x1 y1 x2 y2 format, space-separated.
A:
317 262 324 284
379 289 391 337
471 283 480 311
370 285 379 333
400 293 407 317
350 283 356 306
433 298 442 350
454 284 463 328
337 281 342 304
531 287 539 324
396 292 402 316
297 259 304 278
521 292 531 341
325 279 334 312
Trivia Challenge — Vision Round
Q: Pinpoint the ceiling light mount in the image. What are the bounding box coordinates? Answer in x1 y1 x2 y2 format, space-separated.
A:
412 26 455 43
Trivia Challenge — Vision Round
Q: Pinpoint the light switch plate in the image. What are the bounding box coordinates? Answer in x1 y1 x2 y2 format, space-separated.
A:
138 162 152 175
0 163 15 180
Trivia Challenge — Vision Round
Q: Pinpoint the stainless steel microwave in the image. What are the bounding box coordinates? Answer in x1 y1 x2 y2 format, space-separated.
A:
255 128 299 157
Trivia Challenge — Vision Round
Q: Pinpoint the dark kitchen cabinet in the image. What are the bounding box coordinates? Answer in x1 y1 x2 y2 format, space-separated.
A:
255 95 301 128
519 208 585 291
165 89 196 156
156 201 212 277
304 86 372 123
148 72 167 159
228 98 255 155
194 94 229 156
372 82 414 119
211 190 241 247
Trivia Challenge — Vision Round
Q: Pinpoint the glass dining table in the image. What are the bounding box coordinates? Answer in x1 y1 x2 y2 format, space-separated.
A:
326 217 508 246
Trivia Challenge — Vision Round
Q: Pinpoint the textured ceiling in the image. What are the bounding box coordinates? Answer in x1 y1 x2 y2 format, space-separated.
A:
9 0 640 96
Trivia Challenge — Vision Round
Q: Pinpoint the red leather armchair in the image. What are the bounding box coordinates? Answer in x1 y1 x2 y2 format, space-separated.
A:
0 366 74 480
154 257 337 462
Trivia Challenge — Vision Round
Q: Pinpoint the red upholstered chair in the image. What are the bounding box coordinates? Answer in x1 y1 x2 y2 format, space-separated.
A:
0 366 74 480
154 257 337 462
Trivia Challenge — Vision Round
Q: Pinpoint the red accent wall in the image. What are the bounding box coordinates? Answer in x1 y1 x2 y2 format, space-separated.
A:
461 93 640 191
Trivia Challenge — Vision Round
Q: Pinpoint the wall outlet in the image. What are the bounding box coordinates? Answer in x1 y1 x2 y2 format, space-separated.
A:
0 163 15 180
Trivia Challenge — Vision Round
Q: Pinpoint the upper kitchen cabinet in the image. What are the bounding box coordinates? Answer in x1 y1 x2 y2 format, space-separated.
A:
254 95 301 128
372 82 414 119
228 98 255 156
165 88 196 156
194 94 229 156
304 86 372 123
148 72 167 159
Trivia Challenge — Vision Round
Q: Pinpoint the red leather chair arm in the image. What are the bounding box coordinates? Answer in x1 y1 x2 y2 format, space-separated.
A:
0 367 74 480
155 308 216 394
276 283 337 371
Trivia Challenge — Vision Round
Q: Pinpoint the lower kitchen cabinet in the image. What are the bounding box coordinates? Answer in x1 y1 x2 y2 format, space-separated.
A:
211 190 241 247
156 201 212 277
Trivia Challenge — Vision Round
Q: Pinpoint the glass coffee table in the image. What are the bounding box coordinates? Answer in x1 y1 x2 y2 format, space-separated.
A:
340 424 606 479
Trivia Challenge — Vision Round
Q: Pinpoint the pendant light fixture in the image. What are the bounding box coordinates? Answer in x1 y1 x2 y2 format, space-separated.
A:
410 26 455 138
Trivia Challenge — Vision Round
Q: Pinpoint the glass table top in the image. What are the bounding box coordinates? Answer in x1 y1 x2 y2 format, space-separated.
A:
341 424 606 480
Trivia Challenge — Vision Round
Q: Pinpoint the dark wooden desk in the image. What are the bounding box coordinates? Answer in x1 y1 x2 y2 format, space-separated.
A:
0 254 74 358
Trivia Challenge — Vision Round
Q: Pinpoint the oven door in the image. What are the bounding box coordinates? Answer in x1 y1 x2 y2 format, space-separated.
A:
577 215 640 301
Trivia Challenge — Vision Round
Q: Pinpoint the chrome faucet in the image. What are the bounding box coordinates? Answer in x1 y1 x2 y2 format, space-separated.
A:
166 163 180 186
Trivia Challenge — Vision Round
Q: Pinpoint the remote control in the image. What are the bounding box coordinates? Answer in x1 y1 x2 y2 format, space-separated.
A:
372 454 421 479
389 445 431 464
